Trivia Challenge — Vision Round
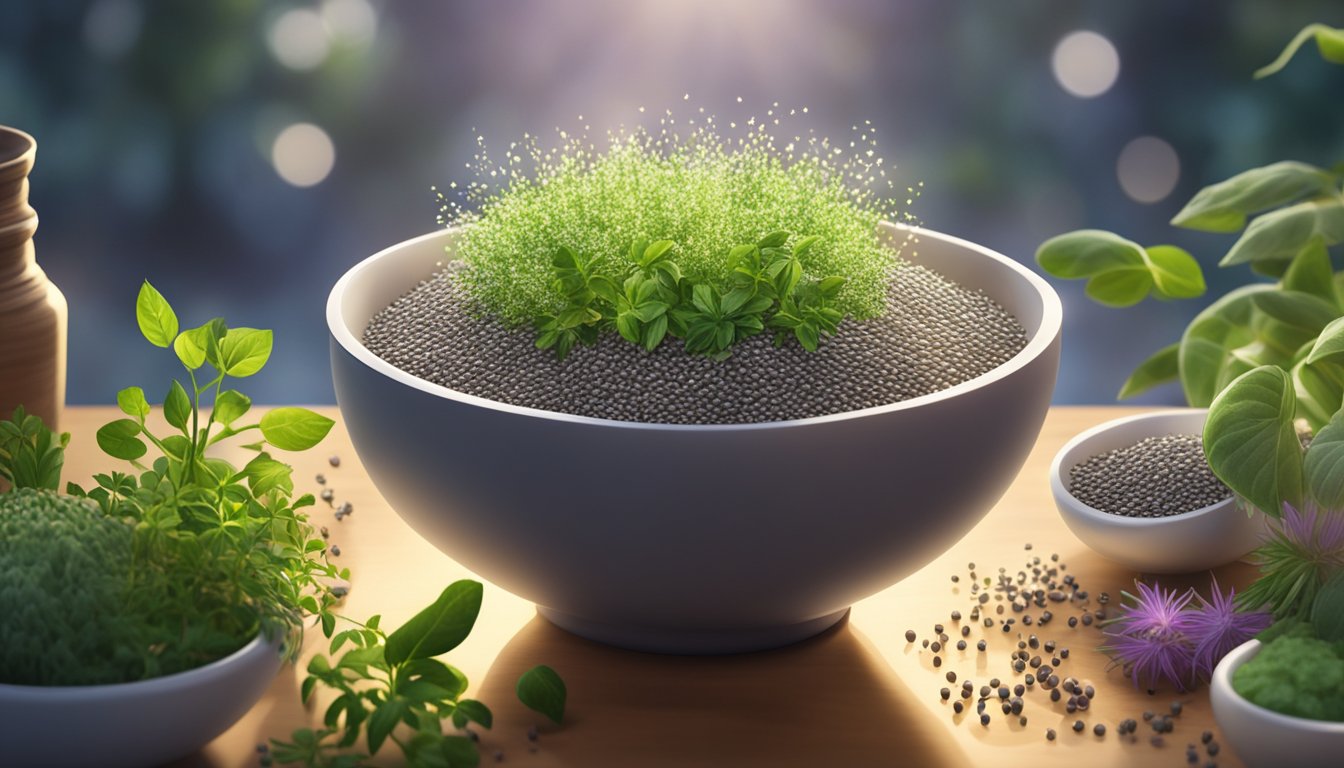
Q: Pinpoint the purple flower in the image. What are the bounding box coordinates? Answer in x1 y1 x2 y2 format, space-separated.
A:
1102 581 1198 691
1184 576 1272 681
1276 501 1344 570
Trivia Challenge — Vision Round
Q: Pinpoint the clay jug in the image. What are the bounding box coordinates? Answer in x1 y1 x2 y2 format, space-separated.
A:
0 126 66 430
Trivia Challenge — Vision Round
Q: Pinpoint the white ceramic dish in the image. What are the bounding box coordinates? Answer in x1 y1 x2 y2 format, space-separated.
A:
1050 408 1268 573
1211 639 1344 768
329 223 1062 653
0 632 283 768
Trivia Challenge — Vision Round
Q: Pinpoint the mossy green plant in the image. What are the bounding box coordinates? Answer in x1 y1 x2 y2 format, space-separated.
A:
437 105 916 335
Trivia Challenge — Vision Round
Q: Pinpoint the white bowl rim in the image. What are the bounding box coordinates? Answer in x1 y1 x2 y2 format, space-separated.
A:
1214 638 1344 732
0 629 276 697
1049 408 1238 528
327 223 1063 432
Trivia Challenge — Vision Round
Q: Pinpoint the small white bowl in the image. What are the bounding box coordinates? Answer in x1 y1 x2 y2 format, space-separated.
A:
1211 639 1344 767
1049 409 1267 573
0 631 283 768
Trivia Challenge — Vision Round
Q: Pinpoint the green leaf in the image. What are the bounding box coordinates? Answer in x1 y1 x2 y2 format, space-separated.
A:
452 699 493 730
1252 291 1340 334
438 736 481 768
1179 285 1280 406
1282 237 1339 307
1204 365 1304 516
243 453 294 497
1171 161 1338 232
516 665 566 725
1144 245 1206 298
642 313 668 351
1305 409 1344 510
615 312 640 344
1310 572 1344 643
214 389 251 425
757 230 789 249
795 322 821 351
366 696 408 755
1084 268 1153 307
384 580 483 665
1256 23 1344 79
1307 316 1344 366
136 280 178 348
1292 357 1344 431
217 328 274 377
401 658 469 700
173 325 209 370
792 235 821 258
96 419 147 461
116 386 150 420
720 287 754 316
817 276 846 299
1118 343 1180 399
1221 198 1344 267
260 407 335 451
691 284 717 315
640 239 673 266
163 379 192 431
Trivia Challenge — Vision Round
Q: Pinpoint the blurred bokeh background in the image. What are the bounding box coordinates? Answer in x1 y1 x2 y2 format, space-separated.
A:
5 0 1343 405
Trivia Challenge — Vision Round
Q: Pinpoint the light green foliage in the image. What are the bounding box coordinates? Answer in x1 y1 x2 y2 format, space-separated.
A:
1035 25 1344 405
443 121 907 332
1233 630 1344 721
0 488 139 685
0 406 68 490
12 280 345 683
1203 366 1304 516
272 581 566 768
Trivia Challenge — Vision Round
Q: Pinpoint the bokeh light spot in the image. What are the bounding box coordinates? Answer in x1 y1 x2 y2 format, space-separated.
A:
271 123 336 187
322 0 378 46
1116 136 1180 204
268 9 330 71
1052 30 1120 98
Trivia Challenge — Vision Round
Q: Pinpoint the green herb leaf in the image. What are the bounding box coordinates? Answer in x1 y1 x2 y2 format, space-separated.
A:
1291 357 1344 431
1282 237 1339 307
757 230 789 249
1118 342 1180 400
1252 291 1340 335
1204 365 1304 516
163 379 192 431
1220 198 1344 267
136 280 178 348
96 419 147 461
384 580 483 665
1170 161 1338 232
1144 245 1206 298
260 407 335 451
1304 409 1344 510
1036 230 1203 305
243 453 295 497
452 699 493 730
1306 316 1344 367
213 389 251 425
1310 572 1344 643
366 696 408 755
401 658 469 700
217 328 274 378
516 664 566 725
1179 285 1280 407
1255 23 1344 79
116 386 151 420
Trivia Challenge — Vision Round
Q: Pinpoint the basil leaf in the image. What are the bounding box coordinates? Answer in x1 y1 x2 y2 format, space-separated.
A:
260 407 334 451
136 280 178 348
1118 343 1180 400
1305 409 1344 510
1306 316 1344 366
1282 237 1339 307
1220 197 1344 267
1310 573 1344 643
1204 365 1304 516
452 699 493 730
217 327 274 378
384 580 483 665
116 386 150 419
243 453 294 497
164 379 192 431
1170 161 1338 232
213 389 251 425
516 664 566 725
365 696 407 755
96 419 147 461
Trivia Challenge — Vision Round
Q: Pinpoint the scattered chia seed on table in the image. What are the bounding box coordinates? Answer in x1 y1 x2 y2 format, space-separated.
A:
361 261 1027 425
1068 434 1230 517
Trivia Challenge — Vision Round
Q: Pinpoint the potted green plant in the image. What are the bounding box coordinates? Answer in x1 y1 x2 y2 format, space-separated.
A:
0 282 342 768
329 108 1063 653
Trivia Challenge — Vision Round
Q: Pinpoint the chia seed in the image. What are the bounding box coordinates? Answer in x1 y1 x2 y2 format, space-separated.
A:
362 264 1027 425
1068 434 1230 517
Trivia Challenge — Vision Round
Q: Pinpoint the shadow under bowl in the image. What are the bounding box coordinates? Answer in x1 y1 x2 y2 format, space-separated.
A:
1049 409 1267 574
328 223 1062 653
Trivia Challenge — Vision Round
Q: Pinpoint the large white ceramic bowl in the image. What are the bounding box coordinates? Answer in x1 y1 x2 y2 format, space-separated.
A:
1050 409 1268 573
0 632 282 768
1211 639 1344 767
329 223 1062 653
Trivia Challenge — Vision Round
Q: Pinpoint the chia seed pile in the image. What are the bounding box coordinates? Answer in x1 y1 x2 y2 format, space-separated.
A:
1069 434 1231 518
907 545 1224 767
361 261 1027 425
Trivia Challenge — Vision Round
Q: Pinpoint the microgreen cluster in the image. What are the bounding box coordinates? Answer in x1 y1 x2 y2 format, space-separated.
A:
272 580 565 768
1101 578 1271 692
534 231 846 359
0 282 342 684
437 99 916 349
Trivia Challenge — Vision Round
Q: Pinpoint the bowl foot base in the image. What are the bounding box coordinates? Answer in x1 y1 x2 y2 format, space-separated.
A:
536 606 851 655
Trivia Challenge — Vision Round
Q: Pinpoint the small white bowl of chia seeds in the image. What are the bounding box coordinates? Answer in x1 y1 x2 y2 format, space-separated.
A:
1049 409 1268 573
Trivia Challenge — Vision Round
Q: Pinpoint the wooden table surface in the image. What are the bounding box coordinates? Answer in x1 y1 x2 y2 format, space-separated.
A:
56 406 1252 768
